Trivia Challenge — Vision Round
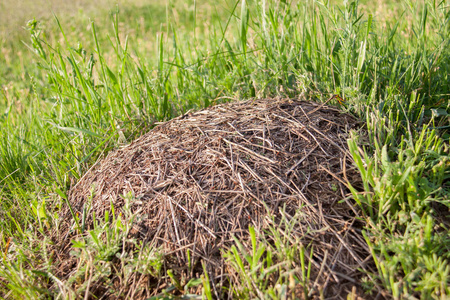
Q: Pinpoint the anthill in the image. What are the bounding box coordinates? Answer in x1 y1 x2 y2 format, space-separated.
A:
53 98 376 299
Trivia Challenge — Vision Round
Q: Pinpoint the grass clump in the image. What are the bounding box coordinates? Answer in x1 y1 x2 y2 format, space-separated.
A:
0 0 449 298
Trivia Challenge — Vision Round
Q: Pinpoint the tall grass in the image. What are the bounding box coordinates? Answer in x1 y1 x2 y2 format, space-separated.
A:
1 0 449 298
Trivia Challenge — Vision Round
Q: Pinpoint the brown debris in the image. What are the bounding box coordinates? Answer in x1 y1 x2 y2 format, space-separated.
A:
56 98 375 299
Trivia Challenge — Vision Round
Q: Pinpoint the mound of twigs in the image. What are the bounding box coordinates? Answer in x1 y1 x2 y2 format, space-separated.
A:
56 98 374 299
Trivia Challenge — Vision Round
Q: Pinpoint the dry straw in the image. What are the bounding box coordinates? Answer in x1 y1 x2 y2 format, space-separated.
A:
55 98 373 298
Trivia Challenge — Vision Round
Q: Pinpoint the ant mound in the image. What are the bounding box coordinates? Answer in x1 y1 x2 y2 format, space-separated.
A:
57 98 374 299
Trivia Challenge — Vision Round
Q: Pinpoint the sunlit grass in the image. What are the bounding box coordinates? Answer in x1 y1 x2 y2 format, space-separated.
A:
1 0 449 298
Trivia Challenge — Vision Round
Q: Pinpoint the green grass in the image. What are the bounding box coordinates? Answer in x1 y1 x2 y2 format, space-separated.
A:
1 0 449 298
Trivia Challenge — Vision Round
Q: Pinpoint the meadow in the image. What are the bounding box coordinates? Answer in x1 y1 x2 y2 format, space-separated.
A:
0 0 449 298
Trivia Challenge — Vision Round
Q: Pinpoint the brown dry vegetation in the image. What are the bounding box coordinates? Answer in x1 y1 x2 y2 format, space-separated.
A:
51 98 376 299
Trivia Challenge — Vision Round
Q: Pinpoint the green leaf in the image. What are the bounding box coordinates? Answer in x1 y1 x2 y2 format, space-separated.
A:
184 278 202 290
55 188 67 200
431 108 449 118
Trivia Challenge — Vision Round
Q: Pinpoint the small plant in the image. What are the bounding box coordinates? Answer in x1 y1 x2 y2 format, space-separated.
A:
224 207 319 299
63 193 164 298
348 125 450 298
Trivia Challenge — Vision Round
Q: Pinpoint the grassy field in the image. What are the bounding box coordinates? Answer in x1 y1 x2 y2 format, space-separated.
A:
0 0 449 298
